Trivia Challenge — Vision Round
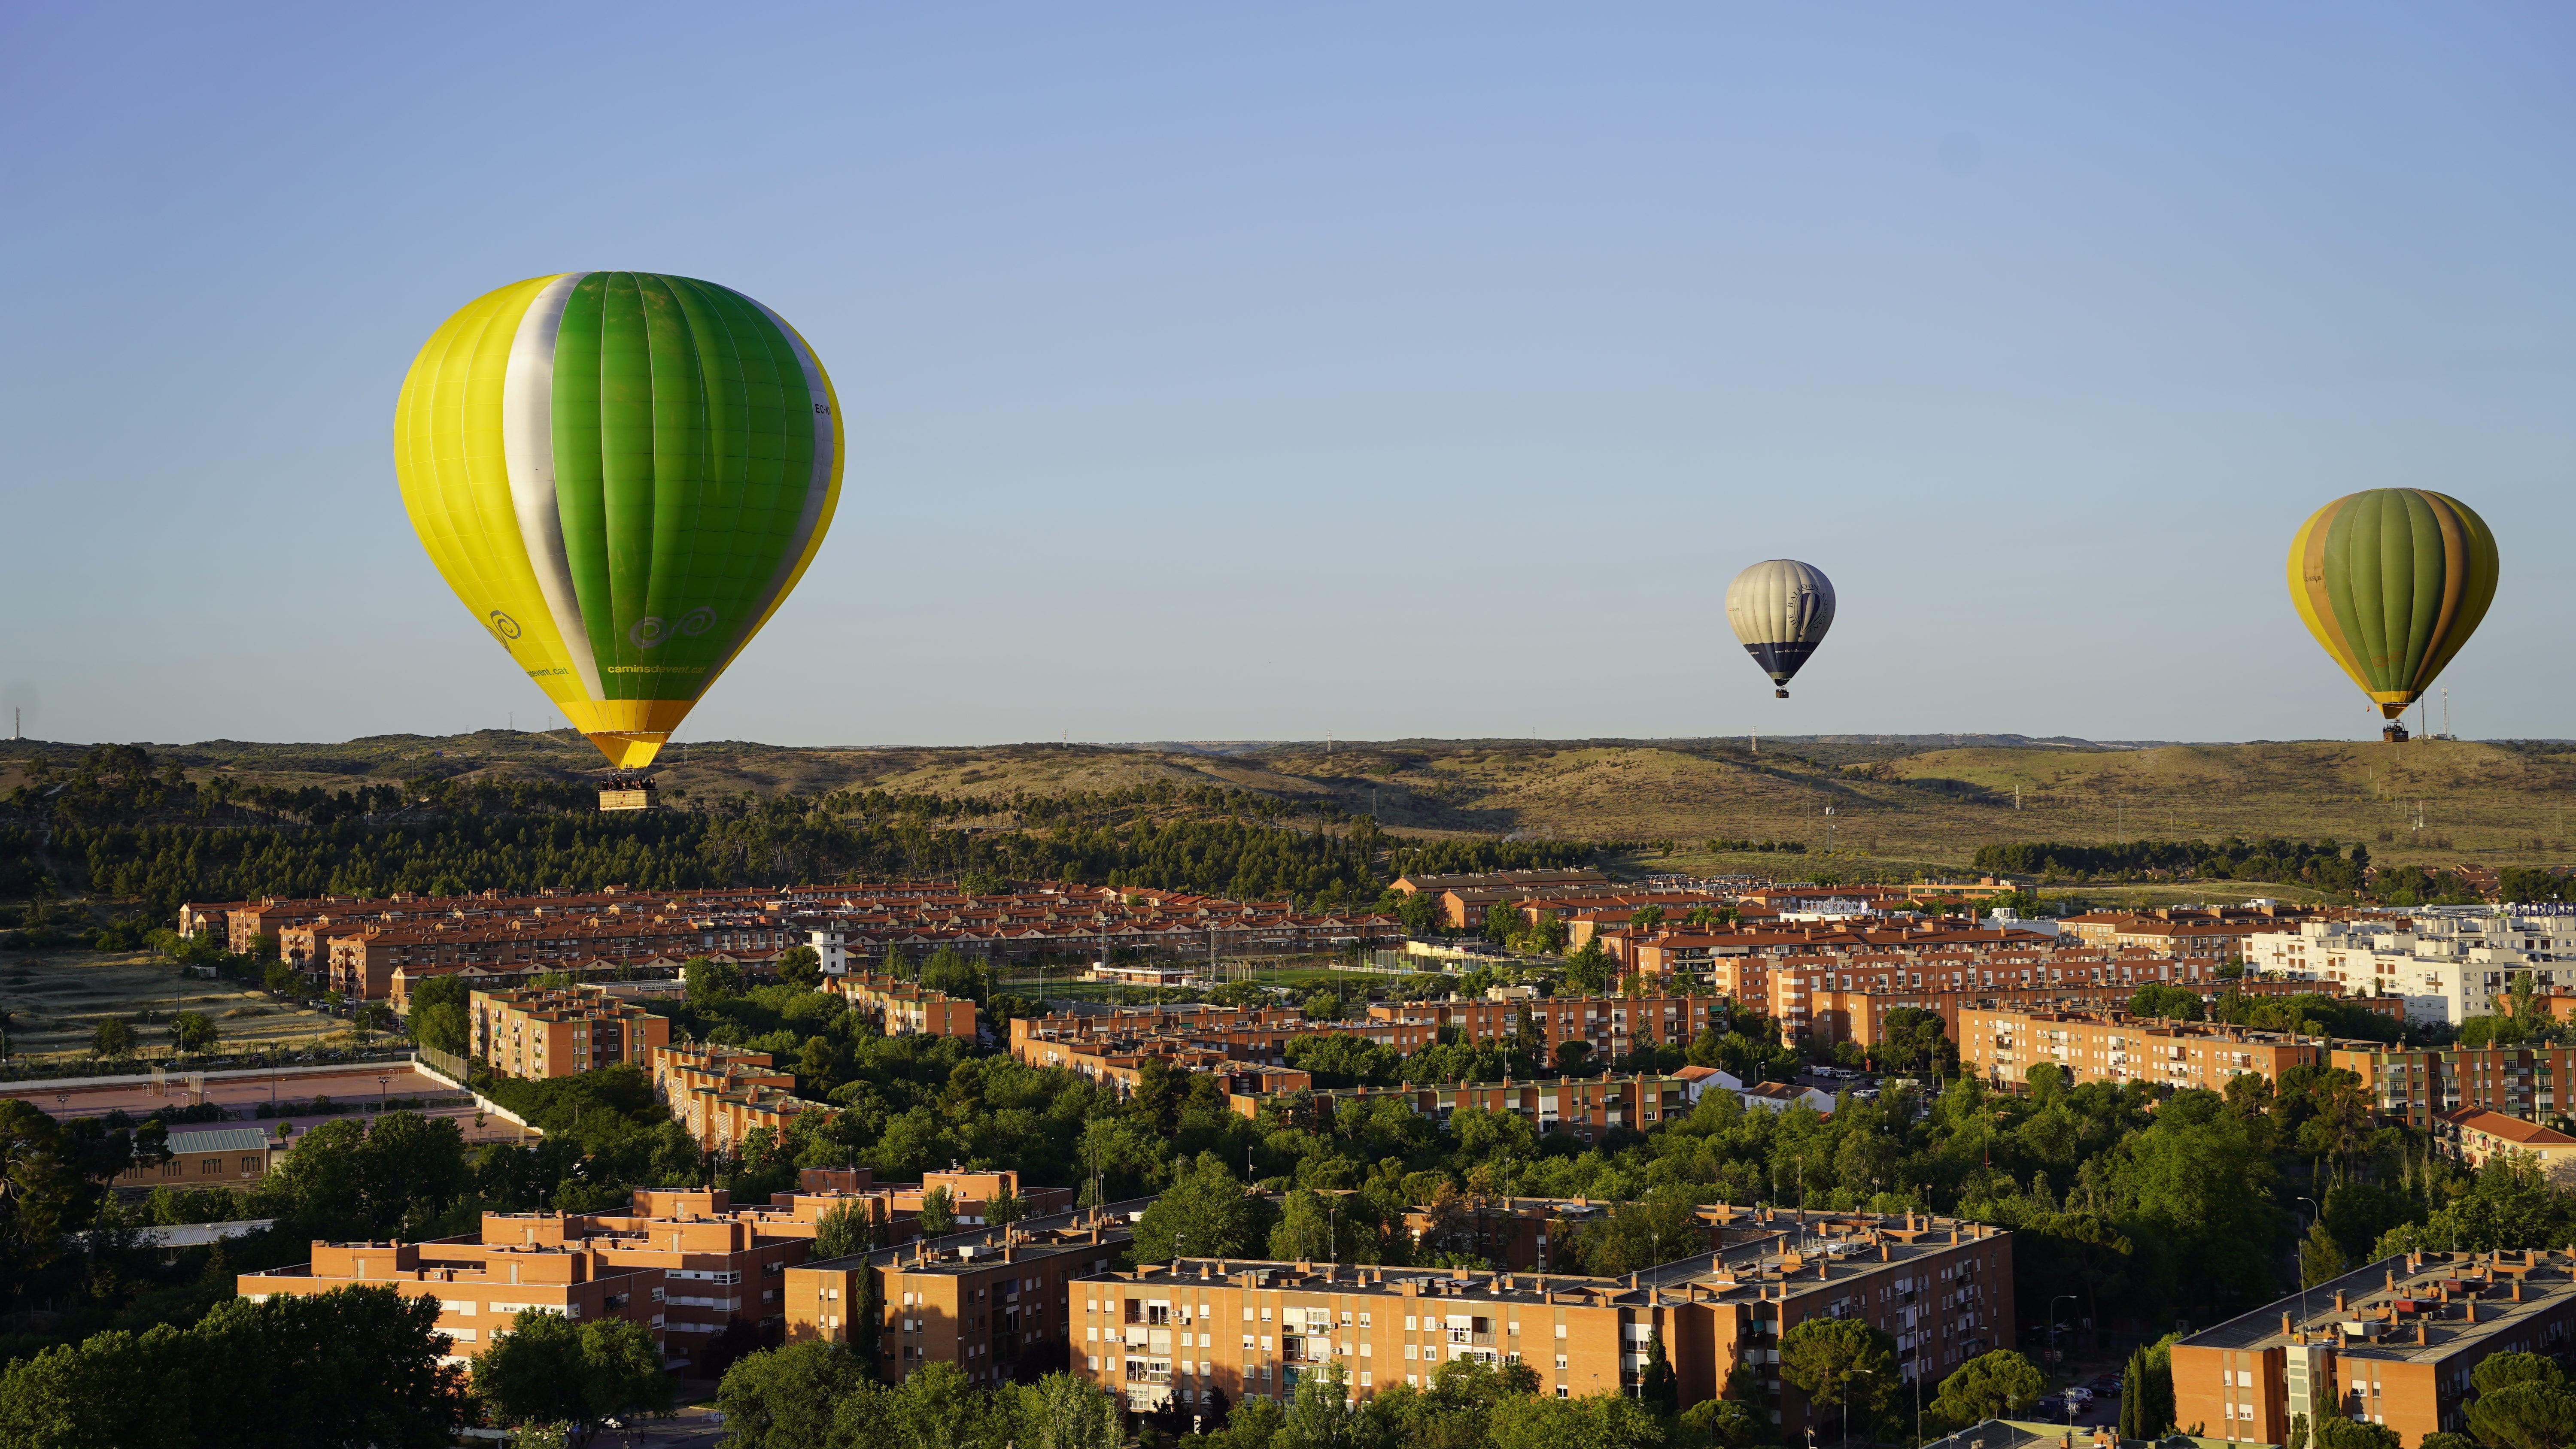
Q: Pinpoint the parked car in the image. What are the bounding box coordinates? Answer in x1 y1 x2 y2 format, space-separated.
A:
2063 1386 2094 1406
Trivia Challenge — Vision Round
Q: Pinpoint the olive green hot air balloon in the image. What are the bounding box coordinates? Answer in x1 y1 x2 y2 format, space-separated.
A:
394 273 842 769
2286 488 2498 726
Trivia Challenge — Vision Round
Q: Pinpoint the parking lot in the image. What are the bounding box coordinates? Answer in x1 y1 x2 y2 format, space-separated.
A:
2033 1369 2125 1431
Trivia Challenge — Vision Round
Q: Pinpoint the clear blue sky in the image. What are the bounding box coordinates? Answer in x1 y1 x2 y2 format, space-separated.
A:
3 4 2569 749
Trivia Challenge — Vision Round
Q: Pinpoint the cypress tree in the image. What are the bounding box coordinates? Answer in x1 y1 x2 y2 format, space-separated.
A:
2120 1349 2147 1440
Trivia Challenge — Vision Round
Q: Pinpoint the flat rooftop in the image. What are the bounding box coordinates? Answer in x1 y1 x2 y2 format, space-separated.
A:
799 1195 1158 1274
2181 1250 2573 1362
1093 1209 1999 1310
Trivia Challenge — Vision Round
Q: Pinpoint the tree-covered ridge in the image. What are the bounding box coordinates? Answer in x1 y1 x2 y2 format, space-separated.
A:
4 744 1609 919
1975 836 2372 890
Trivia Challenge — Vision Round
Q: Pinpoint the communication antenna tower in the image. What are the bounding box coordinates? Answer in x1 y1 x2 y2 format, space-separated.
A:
2443 688 2452 741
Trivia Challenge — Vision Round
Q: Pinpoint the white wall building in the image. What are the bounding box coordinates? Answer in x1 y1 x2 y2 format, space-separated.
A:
1981 908 2061 939
2242 912 2576 1025
1735 1082 1838 1114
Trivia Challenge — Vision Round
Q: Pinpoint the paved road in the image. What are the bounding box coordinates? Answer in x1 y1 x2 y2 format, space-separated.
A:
586 1405 729 1447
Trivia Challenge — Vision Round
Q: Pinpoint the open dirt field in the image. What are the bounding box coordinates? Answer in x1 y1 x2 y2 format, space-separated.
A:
0 950 350 1063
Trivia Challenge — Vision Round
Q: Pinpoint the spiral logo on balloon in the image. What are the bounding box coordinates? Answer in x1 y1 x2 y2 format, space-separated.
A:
631 608 718 650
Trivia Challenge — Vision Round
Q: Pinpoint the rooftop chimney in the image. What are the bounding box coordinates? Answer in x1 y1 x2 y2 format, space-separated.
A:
2418 1321 2430 1346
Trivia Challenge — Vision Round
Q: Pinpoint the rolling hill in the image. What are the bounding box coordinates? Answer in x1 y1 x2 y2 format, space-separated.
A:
6 732 2572 883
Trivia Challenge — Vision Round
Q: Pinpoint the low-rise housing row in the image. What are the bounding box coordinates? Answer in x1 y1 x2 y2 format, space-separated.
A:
193 884 784 958
2057 903 2329 956
1227 1070 1727 1139
329 913 796 1000
1610 919 2066 974
803 903 1404 973
1009 993 1725 1087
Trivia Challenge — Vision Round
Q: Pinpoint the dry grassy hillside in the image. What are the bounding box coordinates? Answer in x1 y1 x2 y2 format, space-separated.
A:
6 732 2572 879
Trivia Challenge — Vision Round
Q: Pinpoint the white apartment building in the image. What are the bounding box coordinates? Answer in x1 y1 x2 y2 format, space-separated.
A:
2243 912 2576 1025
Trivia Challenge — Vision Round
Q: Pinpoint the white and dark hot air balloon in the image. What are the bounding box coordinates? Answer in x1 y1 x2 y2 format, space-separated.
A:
1724 560 1835 698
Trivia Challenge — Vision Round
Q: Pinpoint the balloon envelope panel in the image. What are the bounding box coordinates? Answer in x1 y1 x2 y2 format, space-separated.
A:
2286 488 2496 719
394 273 842 767
1725 559 1836 687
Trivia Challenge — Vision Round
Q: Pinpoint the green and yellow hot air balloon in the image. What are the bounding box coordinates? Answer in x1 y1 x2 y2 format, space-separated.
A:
394 273 842 769
2286 488 2497 726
